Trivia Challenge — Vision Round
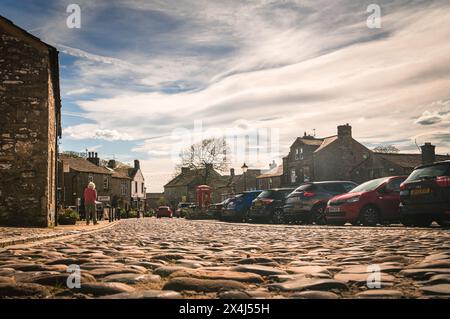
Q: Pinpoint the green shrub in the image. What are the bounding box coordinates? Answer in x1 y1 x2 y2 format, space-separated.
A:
58 208 79 225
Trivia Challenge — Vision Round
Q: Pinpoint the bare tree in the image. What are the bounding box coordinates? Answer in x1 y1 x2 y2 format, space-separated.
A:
373 145 400 153
177 138 230 184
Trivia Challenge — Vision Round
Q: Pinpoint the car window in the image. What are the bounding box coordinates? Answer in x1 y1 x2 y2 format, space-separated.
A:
320 183 346 193
350 178 386 193
257 190 273 199
387 178 405 192
405 164 450 182
293 184 314 192
343 183 356 192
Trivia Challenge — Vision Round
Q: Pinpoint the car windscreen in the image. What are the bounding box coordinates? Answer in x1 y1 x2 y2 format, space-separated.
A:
349 178 386 193
405 164 450 182
257 190 274 199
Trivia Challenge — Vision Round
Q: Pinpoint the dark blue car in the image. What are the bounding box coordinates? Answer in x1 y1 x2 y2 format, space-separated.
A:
221 190 262 222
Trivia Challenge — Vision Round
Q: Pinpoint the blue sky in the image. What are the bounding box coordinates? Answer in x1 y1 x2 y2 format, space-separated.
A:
2 0 450 191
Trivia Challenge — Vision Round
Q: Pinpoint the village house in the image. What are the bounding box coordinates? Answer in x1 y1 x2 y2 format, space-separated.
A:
0 16 61 227
114 160 146 212
145 192 165 211
220 167 261 196
164 165 227 206
105 159 131 211
60 153 112 210
281 124 450 186
257 164 283 190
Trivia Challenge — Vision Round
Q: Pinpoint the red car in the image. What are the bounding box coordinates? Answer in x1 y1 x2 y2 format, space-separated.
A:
156 206 173 218
325 176 407 226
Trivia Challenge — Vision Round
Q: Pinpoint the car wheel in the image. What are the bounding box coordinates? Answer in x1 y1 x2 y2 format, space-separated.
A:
360 206 379 226
311 204 327 225
242 210 250 223
271 209 285 224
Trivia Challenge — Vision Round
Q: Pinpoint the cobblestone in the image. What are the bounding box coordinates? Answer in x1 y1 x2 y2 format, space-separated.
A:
0 218 449 298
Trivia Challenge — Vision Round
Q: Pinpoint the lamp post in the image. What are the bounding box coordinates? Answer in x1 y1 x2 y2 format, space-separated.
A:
241 163 248 191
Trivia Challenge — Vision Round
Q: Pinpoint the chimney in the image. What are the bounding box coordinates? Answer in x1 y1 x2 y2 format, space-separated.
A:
134 160 140 170
205 163 213 172
108 160 116 169
181 167 190 174
421 142 436 165
230 168 235 177
337 123 352 138
87 152 100 166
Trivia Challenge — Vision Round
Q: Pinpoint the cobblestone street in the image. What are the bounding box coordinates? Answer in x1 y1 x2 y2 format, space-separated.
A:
0 218 449 299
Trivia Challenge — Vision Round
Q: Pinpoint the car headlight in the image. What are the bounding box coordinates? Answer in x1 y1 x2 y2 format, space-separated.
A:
345 196 360 203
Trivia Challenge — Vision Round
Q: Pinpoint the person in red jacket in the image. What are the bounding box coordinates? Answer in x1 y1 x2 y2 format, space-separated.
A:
84 182 97 225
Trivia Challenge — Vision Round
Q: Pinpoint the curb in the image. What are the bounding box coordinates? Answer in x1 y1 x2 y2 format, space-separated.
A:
0 220 121 249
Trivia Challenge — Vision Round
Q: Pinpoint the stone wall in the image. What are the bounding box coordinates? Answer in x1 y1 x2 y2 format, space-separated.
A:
0 22 57 227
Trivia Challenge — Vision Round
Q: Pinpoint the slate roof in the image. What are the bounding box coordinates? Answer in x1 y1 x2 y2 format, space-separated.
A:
164 168 224 188
376 153 450 169
314 135 338 153
257 165 283 179
61 155 112 174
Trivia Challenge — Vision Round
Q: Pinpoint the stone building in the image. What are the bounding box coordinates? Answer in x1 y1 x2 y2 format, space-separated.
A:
282 133 324 187
281 124 450 186
60 154 112 209
114 160 145 212
221 168 261 195
0 16 61 227
257 165 283 190
105 160 131 211
145 192 165 211
164 166 227 206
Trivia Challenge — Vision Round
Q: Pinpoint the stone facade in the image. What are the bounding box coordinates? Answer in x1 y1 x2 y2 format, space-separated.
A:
257 165 283 190
0 17 61 227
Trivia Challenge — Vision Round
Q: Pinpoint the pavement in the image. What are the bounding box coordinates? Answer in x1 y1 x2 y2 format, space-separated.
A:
0 220 119 248
0 218 449 299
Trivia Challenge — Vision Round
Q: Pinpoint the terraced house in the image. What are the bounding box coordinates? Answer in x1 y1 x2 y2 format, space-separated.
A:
0 16 61 227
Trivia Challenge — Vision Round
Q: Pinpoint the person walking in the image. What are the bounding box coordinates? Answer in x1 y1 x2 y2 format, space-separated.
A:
84 182 97 225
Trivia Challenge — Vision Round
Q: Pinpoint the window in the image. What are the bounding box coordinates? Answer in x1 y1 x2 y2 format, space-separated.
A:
88 174 94 183
290 169 296 184
135 181 138 193
387 178 405 192
321 183 346 194
303 166 310 182
103 176 109 189
295 148 300 160
120 181 127 196
268 178 273 189
141 183 144 193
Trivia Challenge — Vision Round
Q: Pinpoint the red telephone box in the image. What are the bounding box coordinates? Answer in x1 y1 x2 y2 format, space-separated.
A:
196 185 212 212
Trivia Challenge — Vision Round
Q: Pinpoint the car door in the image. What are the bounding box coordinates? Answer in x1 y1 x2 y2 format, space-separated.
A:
377 178 404 220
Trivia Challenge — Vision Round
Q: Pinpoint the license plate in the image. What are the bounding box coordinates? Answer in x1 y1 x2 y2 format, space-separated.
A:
328 207 340 213
411 188 431 195
254 202 262 207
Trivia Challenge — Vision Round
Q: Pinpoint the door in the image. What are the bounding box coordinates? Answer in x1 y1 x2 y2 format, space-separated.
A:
377 178 404 220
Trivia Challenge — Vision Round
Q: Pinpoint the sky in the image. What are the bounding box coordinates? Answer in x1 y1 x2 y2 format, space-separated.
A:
2 0 450 192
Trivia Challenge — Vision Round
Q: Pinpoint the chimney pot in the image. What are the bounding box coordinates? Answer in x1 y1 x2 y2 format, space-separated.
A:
134 160 140 170
230 168 235 177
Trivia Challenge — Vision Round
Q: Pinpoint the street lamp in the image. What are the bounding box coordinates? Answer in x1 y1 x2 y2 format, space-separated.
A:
241 163 248 191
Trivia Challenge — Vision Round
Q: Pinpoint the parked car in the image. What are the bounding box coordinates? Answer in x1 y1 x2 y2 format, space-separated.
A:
326 176 407 226
156 206 173 218
207 198 232 219
221 190 262 222
283 181 357 224
400 160 450 227
174 202 195 218
248 188 295 223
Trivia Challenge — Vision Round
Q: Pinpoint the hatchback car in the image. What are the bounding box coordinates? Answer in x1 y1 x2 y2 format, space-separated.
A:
156 206 173 218
248 188 295 223
400 160 450 227
326 176 407 226
221 190 262 222
283 181 357 224
207 198 232 219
